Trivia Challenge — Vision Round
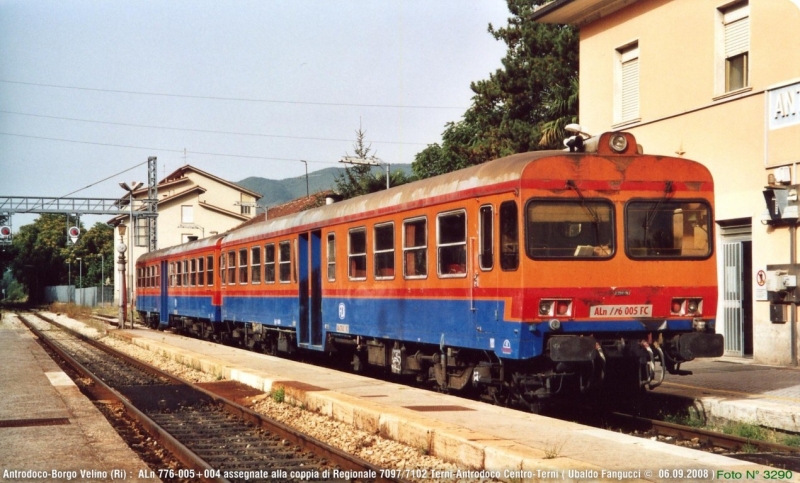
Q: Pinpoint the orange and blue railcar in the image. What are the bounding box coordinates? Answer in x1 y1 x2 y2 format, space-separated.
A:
136 131 722 407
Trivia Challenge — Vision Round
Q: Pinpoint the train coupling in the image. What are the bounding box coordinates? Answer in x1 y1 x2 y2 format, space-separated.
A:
673 332 725 360
548 335 598 362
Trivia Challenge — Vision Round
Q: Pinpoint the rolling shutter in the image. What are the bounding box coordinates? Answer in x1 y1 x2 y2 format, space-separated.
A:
724 3 749 59
620 45 639 121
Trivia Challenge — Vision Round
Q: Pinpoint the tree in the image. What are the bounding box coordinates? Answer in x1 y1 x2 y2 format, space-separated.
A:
335 125 376 200
335 124 416 200
10 215 113 303
413 0 578 178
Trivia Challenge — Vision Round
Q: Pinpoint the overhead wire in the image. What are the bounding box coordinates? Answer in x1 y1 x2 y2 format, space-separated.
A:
0 109 428 146
0 131 340 165
0 79 468 110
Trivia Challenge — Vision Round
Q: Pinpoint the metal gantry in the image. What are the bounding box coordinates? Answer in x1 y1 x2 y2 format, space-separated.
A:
0 157 158 250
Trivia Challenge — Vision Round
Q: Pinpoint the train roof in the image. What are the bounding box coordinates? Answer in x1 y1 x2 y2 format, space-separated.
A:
224 150 553 244
137 132 713 257
138 233 224 263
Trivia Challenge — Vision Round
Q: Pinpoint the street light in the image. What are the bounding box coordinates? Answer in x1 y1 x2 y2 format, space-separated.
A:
340 156 390 190
300 160 309 198
119 182 142 328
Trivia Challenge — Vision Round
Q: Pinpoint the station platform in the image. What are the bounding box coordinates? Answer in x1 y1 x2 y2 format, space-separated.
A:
654 357 800 433
87 319 778 481
0 313 153 483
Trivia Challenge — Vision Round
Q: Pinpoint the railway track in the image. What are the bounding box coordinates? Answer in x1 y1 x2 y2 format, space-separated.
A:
24 308 800 475
603 411 800 471
19 311 405 483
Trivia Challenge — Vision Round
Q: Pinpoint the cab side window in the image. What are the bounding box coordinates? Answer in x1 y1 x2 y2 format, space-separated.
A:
500 201 519 271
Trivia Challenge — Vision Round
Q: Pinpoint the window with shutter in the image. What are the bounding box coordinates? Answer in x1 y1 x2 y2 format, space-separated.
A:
615 42 639 124
723 2 749 92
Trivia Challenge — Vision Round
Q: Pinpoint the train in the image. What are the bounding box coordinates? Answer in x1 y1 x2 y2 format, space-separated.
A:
135 131 724 410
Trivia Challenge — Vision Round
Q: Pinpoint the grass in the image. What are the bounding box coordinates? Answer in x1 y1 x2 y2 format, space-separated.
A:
47 302 108 334
271 387 285 404
663 411 705 428
49 302 92 320
661 409 800 449
543 439 567 459
721 421 768 441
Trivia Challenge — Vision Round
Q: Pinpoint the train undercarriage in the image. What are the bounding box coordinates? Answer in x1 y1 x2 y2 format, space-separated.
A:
140 311 722 412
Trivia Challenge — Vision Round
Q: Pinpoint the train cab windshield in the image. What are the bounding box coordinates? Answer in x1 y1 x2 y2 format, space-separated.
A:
625 200 712 258
525 200 614 258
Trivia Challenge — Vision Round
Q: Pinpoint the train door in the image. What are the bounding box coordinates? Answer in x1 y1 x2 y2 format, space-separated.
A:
720 220 753 357
298 231 323 348
159 260 169 326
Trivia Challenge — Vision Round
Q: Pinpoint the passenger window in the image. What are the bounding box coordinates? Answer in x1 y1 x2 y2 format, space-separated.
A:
326 234 335 281
227 251 236 285
278 241 291 283
220 255 225 285
500 201 519 270
197 257 205 286
182 260 188 286
403 218 427 278
206 255 213 286
374 223 395 279
251 246 261 284
265 243 276 283
349 228 367 280
239 249 248 284
479 205 494 270
437 211 467 277
169 262 174 287
190 258 196 286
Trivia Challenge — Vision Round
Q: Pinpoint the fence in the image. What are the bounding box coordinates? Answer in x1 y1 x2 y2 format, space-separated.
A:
44 285 115 307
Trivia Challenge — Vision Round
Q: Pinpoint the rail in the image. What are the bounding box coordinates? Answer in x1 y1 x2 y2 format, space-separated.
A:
20 311 406 483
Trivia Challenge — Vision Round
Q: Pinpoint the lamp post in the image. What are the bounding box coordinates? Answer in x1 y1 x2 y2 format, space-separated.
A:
100 254 104 307
300 160 309 198
76 257 82 306
117 223 128 329
119 182 142 328
339 156 390 190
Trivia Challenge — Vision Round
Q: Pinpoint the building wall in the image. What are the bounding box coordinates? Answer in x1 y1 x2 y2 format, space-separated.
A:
572 0 800 365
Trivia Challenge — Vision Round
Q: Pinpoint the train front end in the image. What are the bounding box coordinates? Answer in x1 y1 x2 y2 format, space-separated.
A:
515 131 722 398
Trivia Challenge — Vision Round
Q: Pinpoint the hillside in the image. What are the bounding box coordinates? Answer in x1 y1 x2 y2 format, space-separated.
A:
237 164 412 207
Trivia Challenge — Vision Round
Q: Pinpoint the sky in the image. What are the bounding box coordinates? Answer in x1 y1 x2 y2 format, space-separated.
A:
0 1 511 230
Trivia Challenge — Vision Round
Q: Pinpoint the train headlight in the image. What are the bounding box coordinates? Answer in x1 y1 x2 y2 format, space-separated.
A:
548 319 561 331
539 299 572 317
671 298 703 315
609 133 628 153
687 298 702 315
